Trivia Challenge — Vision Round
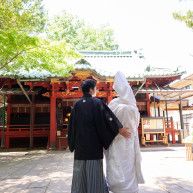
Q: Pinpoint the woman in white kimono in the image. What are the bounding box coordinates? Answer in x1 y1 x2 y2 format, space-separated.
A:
105 71 145 193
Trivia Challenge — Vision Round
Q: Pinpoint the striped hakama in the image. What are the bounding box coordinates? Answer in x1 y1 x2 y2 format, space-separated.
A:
71 159 107 193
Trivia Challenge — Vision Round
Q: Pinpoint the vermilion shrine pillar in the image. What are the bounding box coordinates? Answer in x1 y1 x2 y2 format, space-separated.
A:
145 82 153 144
6 94 11 149
146 94 151 117
5 82 12 149
30 94 35 149
50 83 57 148
107 82 113 104
145 82 151 117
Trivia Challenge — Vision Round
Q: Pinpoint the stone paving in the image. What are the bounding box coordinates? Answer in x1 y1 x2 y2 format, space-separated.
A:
0 144 192 193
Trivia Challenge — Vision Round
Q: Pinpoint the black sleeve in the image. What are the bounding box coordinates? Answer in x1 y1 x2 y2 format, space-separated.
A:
93 99 123 149
67 104 76 152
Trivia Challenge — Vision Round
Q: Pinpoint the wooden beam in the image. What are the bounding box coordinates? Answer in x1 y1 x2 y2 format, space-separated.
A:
17 79 31 104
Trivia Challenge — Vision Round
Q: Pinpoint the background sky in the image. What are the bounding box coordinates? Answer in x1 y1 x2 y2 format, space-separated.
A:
44 0 193 73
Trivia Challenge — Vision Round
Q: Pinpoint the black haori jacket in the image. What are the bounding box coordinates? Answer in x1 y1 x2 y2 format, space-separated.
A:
68 94 123 160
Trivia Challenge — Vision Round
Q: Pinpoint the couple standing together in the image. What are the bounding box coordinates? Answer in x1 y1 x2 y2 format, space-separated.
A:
68 71 145 193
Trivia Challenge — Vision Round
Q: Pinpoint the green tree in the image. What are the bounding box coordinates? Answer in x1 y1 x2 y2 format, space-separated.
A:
47 11 119 51
0 0 46 33
0 0 80 76
173 10 193 29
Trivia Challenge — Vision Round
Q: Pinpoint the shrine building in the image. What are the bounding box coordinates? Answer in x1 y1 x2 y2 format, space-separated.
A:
0 50 190 149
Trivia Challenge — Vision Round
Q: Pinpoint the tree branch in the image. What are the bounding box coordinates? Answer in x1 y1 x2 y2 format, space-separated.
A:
0 47 37 70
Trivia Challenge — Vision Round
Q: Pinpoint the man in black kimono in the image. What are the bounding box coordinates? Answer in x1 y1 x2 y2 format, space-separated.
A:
68 79 131 193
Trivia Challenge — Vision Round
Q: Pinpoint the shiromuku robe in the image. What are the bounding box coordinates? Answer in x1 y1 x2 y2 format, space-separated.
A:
68 93 123 160
105 71 145 193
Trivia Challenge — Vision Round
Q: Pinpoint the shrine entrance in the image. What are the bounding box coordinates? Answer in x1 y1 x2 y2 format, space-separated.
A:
55 99 77 149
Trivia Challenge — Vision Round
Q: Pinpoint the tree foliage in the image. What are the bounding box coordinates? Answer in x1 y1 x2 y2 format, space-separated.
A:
173 10 193 29
0 30 79 75
0 0 80 76
0 0 46 33
0 1 119 76
47 11 119 51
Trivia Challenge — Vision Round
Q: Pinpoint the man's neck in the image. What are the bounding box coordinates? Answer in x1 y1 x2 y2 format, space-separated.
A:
83 93 92 97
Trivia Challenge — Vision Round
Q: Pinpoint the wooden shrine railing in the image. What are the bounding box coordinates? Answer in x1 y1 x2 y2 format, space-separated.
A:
174 122 189 130
0 124 50 138
165 119 178 144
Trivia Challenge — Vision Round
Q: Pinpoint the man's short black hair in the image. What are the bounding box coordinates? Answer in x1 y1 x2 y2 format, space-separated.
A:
81 79 96 94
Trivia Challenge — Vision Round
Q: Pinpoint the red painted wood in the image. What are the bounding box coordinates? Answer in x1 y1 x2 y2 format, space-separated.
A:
165 119 176 144
107 83 113 104
50 84 57 148
149 84 154 145
56 130 68 149
138 124 142 135
145 83 151 117
68 81 82 91
0 124 50 138
147 75 180 87
25 82 33 89
55 92 83 98
150 134 154 145
52 91 109 98
32 94 36 148
107 92 113 104
96 91 108 98
6 93 11 149
146 100 150 117
97 82 107 91
25 82 51 90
